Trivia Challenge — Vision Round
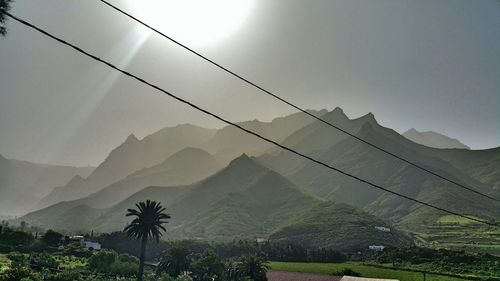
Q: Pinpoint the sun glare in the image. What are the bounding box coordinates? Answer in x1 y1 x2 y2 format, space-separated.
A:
127 0 255 47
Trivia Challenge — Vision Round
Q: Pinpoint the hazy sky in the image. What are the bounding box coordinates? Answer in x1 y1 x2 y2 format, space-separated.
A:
0 0 499 166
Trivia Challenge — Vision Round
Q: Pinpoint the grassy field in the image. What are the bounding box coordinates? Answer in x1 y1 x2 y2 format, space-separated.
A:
412 215 500 256
0 254 8 272
437 215 482 225
269 261 474 281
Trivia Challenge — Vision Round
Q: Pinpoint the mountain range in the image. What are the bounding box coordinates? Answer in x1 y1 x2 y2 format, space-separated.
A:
0 155 93 216
5 108 499 250
403 128 470 149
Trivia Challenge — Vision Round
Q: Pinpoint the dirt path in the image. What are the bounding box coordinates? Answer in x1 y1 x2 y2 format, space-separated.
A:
267 271 341 281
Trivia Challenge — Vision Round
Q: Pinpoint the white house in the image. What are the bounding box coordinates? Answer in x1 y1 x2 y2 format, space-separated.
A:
374 226 391 232
368 245 385 251
84 241 101 250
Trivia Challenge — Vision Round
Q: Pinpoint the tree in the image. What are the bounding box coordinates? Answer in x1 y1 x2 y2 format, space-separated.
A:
88 250 118 272
0 229 34 251
0 0 13 36
190 250 225 281
124 200 170 281
237 253 269 281
41 229 63 247
158 245 191 277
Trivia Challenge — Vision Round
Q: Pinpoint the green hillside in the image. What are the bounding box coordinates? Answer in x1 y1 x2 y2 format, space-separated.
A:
261 121 499 227
172 159 411 250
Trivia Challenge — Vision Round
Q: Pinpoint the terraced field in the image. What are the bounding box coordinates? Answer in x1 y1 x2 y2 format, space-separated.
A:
412 215 500 256
0 254 8 272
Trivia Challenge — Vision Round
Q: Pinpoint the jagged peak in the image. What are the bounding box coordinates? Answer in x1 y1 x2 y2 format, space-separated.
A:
227 153 258 168
359 112 377 123
125 133 139 143
67 175 85 185
322 107 348 121
332 106 345 115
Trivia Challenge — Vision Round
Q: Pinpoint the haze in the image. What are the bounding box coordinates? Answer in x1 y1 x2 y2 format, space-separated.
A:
0 0 499 166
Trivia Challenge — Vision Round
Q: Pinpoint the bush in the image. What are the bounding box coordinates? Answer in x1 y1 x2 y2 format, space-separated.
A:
0 266 39 281
332 268 361 277
41 230 63 247
49 269 82 281
88 250 118 272
30 252 59 270
6 252 28 267
109 261 138 277
117 253 139 264
0 229 34 250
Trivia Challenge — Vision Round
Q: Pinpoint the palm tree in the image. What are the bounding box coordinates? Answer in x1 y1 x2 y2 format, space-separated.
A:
237 253 269 281
0 0 13 36
124 200 170 281
157 245 190 277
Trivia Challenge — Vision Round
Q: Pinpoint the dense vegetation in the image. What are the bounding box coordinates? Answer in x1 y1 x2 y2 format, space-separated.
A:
1 223 499 280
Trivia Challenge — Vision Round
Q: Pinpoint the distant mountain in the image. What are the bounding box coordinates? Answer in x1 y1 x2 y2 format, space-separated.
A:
36 124 216 208
403 128 470 149
63 147 220 210
181 167 410 250
12 107 499 251
259 117 499 230
201 110 327 163
19 154 410 250
0 155 94 216
35 110 323 209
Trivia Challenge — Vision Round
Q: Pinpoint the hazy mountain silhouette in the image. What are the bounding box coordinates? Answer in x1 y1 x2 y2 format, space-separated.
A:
36 124 216 209
403 128 470 149
11 107 500 245
19 154 410 249
65 147 220 210
0 154 93 216
35 111 323 209
201 110 327 163
260 119 499 230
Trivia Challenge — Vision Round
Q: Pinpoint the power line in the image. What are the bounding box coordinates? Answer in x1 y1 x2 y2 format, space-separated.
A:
3 12 498 228
98 0 499 204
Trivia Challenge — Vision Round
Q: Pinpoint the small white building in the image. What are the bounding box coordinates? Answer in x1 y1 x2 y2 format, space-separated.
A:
84 241 101 250
374 226 391 232
368 245 385 251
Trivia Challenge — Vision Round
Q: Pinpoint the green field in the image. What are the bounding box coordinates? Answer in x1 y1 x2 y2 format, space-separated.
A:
437 215 481 225
411 216 500 256
269 261 476 281
0 254 8 272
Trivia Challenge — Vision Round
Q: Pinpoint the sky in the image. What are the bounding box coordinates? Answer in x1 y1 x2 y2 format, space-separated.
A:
0 0 499 167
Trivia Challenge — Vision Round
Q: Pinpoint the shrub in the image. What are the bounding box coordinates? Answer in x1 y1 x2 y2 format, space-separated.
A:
88 250 118 272
30 252 59 270
6 252 27 267
41 230 63 247
0 266 39 281
332 268 361 277
109 261 139 277
49 268 82 281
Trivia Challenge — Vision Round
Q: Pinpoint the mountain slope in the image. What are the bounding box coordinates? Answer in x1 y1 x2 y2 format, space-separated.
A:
403 128 470 149
71 147 221 209
37 124 216 208
181 170 410 250
269 123 499 229
19 154 410 250
0 155 94 216
201 110 326 162
37 155 408 249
